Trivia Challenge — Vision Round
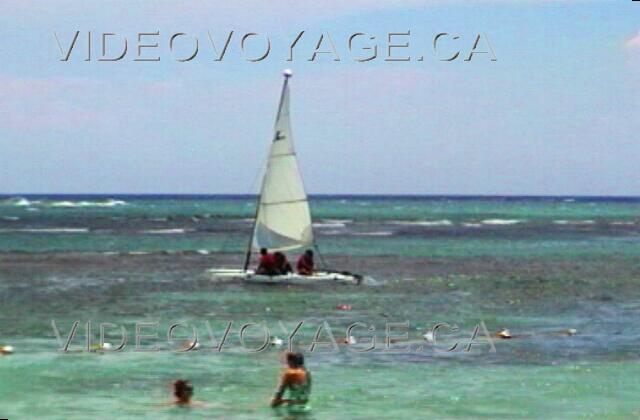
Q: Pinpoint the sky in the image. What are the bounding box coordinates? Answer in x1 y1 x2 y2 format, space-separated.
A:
0 1 639 195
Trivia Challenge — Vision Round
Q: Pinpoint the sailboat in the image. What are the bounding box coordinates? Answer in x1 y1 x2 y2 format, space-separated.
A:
208 70 361 285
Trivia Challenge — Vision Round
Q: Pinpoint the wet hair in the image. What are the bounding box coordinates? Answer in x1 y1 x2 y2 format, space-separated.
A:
260 248 268 255
286 352 305 368
305 249 314 257
173 380 194 402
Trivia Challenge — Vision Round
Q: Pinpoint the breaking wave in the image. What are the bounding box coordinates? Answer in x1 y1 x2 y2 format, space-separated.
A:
50 199 127 208
1 197 127 208
0 228 89 233
389 220 453 227
1 197 39 207
313 221 348 229
354 231 394 236
553 220 595 225
141 228 189 234
481 219 523 225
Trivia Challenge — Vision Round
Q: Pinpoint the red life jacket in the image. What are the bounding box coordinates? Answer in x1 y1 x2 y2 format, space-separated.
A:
259 253 277 271
297 255 314 273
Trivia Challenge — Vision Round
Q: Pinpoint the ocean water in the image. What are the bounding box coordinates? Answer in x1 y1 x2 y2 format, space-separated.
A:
1 195 639 419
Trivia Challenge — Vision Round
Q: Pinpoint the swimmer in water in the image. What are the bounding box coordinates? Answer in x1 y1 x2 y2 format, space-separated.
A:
270 352 312 411
173 380 194 406
157 379 213 410
172 380 207 407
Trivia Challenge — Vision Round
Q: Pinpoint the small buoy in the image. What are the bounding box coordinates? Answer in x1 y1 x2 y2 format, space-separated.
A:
182 341 200 350
497 328 512 339
1 345 14 355
554 328 578 337
336 304 352 311
90 342 113 351
270 337 284 347
339 336 357 344
91 342 113 351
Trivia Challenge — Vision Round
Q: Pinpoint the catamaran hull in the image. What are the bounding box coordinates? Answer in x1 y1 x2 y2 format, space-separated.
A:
207 268 360 285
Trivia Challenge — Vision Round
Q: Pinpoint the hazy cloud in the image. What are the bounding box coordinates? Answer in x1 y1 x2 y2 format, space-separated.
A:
625 31 640 50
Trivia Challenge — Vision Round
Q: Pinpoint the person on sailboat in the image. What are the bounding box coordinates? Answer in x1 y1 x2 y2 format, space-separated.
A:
270 352 312 412
274 252 293 275
296 249 314 275
257 248 278 275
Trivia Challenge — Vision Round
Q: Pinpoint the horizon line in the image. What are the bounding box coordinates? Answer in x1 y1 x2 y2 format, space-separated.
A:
1 193 640 199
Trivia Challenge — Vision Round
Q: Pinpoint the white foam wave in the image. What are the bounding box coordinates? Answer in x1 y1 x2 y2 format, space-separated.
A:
354 231 394 236
462 223 483 228
390 220 452 227
16 198 34 206
50 201 75 207
3 197 39 207
611 221 635 226
553 220 595 225
1 216 19 221
313 222 347 229
141 228 188 234
0 227 89 233
481 219 523 225
50 199 127 208
319 229 344 236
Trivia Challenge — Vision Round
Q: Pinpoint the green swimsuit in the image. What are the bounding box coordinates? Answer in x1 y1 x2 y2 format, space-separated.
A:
284 370 312 413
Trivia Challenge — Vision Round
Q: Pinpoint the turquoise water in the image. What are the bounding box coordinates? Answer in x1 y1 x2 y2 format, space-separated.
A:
1 196 639 418
1 195 639 258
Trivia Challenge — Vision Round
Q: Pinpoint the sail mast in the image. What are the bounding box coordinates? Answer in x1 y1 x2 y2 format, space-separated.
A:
243 70 293 271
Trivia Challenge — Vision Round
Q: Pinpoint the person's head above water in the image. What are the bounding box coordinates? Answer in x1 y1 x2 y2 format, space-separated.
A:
286 352 305 369
173 380 194 404
305 249 313 258
260 248 268 255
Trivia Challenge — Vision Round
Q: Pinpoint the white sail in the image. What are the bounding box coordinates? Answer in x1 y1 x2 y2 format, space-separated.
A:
251 71 314 251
